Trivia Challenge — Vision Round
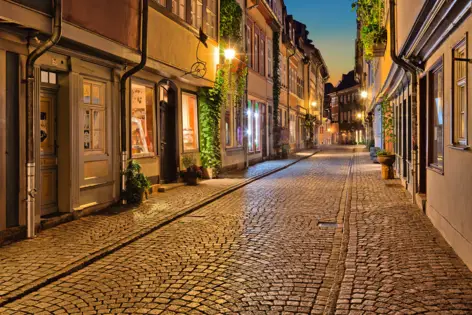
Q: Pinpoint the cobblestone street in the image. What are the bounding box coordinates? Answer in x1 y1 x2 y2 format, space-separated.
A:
1 147 472 314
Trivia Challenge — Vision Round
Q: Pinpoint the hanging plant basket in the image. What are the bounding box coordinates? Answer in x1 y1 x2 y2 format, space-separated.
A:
372 42 386 57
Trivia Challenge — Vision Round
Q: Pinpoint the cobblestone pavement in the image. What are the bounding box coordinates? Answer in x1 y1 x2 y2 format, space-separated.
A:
335 152 472 315
1 148 472 315
0 149 352 314
0 152 315 305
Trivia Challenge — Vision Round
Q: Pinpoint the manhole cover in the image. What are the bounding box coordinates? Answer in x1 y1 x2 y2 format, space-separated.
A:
385 184 403 188
318 222 342 228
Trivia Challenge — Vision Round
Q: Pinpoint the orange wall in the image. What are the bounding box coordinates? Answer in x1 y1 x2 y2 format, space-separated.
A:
63 0 140 50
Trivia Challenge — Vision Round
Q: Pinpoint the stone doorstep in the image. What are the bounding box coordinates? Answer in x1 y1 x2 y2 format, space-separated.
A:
157 182 186 193
0 149 320 307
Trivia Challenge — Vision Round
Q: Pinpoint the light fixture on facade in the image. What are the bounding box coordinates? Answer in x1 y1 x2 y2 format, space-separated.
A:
224 48 236 61
328 128 332 132
311 101 317 107
361 90 368 99
357 113 362 119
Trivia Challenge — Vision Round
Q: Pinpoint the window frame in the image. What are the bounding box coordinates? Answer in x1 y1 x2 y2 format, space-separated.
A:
451 35 469 147
82 79 107 155
427 58 445 173
181 90 200 153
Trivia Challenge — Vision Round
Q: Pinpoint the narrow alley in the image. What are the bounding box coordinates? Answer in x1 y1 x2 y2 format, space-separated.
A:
0 148 471 314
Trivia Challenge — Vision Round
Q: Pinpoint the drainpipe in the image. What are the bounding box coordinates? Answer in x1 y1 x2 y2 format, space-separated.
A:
287 47 296 129
390 0 418 205
25 0 62 238
243 0 249 168
120 0 148 198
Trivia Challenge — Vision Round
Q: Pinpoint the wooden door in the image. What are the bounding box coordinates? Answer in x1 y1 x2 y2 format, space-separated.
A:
40 92 58 216
159 86 177 183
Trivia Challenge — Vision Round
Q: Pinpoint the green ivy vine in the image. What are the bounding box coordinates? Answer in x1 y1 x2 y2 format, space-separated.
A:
198 0 245 172
352 0 387 61
272 31 281 150
380 97 395 151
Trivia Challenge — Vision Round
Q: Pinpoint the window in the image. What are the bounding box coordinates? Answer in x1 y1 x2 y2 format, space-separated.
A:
41 70 57 84
182 92 199 152
268 39 273 78
254 102 261 151
254 31 259 72
246 23 253 68
83 80 106 153
191 0 203 29
248 101 254 151
260 34 265 76
453 38 468 145
289 113 296 143
206 0 217 38
131 83 155 157
157 0 166 6
172 0 186 20
429 63 444 170
225 94 243 148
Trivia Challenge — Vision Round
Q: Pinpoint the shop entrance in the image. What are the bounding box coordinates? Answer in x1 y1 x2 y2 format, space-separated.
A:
40 88 58 216
159 81 178 183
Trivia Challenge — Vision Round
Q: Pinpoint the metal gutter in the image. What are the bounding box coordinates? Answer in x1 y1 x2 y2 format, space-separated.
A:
120 0 149 198
25 0 62 238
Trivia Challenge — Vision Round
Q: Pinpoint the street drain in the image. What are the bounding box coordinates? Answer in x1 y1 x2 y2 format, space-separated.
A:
318 222 342 228
385 184 403 188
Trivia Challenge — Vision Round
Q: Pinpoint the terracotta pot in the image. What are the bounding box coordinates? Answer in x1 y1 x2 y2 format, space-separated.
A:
377 154 395 166
373 43 386 57
203 168 213 179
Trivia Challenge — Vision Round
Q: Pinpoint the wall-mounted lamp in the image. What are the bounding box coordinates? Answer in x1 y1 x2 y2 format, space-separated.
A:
224 48 236 61
360 90 368 99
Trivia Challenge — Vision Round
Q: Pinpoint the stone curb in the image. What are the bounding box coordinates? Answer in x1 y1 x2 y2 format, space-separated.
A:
0 150 321 307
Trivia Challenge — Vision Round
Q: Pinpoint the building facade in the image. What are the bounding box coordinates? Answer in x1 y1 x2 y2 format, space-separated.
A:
0 0 328 241
359 0 472 269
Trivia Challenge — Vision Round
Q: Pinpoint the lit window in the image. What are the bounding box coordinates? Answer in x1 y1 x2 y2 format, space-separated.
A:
429 63 444 170
182 92 199 152
41 70 57 84
254 102 260 152
131 83 155 157
83 80 106 152
248 101 253 151
290 114 296 143
254 32 259 72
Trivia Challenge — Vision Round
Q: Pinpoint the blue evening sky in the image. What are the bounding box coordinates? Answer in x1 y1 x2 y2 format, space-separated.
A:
284 0 357 85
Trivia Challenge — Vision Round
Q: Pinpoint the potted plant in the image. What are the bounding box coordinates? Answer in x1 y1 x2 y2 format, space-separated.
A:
122 160 151 204
181 154 202 186
377 97 396 179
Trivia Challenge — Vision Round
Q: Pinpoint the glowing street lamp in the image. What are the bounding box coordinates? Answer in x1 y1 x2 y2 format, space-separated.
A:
311 101 317 107
357 113 362 119
360 90 368 99
224 48 236 61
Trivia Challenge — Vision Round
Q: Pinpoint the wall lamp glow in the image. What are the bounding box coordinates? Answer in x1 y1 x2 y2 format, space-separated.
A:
224 48 236 61
311 101 317 107
360 90 368 99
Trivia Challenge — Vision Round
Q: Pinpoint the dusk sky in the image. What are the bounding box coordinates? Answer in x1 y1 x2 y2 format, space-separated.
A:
284 0 357 85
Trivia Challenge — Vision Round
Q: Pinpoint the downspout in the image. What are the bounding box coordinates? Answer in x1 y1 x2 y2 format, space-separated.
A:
287 47 296 128
244 0 249 168
120 0 149 198
389 0 418 205
25 0 62 238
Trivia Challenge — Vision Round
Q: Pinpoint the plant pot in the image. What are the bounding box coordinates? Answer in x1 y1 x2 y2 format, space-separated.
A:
184 171 198 186
377 154 395 166
373 43 386 57
203 168 214 179
377 154 395 180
